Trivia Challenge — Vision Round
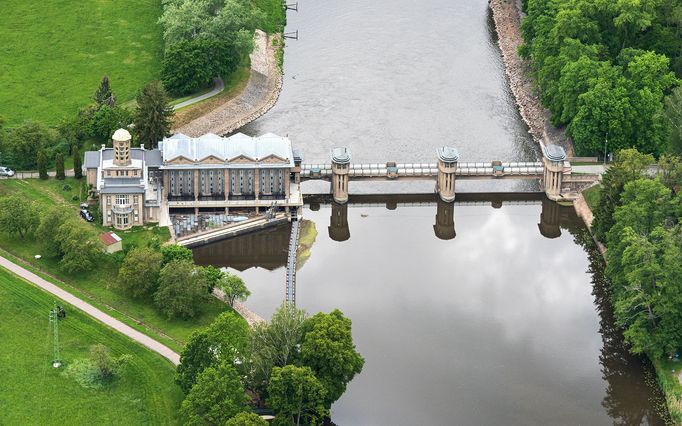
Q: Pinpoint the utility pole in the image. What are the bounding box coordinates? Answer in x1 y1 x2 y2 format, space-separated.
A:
50 301 61 368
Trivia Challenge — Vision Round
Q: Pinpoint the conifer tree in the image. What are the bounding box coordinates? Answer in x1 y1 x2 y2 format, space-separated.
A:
37 151 48 180
73 146 82 179
133 81 174 149
55 153 65 180
94 75 115 107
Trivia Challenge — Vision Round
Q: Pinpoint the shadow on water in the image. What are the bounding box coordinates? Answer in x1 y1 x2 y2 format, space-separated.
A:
568 227 671 425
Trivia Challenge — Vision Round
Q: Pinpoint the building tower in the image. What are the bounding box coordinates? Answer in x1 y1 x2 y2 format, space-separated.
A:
112 128 132 166
542 144 566 200
437 146 459 202
331 147 351 204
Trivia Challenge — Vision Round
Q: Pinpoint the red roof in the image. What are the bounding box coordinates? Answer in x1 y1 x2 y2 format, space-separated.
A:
99 231 122 246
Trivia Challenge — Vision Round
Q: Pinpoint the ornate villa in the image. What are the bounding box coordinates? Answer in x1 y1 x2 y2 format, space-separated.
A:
85 129 303 230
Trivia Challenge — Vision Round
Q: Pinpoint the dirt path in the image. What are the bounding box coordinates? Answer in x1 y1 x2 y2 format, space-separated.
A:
0 255 180 365
174 30 283 137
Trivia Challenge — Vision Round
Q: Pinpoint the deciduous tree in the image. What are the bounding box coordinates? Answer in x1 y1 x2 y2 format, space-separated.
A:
117 247 163 298
154 260 210 319
0 195 38 239
180 362 248 425
160 244 194 265
267 365 328 426
300 309 364 408
218 272 251 306
225 412 267 426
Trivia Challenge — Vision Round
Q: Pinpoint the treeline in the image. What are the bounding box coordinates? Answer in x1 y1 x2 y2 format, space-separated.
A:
159 0 286 95
0 77 173 171
176 303 364 425
593 150 682 363
520 0 682 156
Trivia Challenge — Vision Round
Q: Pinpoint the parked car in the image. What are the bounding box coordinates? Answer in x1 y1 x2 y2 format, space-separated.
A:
80 209 94 222
0 167 15 177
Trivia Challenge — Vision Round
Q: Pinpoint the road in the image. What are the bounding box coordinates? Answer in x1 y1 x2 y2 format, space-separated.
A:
173 77 225 110
0 255 181 365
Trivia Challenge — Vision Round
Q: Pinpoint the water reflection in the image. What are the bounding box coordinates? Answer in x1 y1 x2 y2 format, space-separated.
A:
192 201 670 424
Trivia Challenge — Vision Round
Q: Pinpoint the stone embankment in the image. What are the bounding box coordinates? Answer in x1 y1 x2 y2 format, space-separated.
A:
212 287 265 326
174 29 283 137
488 0 574 156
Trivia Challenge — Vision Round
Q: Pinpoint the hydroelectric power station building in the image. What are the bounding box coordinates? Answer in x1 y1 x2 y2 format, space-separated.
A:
84 129 304 230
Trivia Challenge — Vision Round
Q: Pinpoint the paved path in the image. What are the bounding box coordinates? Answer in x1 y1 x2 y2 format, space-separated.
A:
0 255 180 365
173 77 225 110
1 169 76 179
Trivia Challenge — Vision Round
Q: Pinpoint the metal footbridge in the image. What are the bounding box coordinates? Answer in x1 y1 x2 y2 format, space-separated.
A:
285 219 301 304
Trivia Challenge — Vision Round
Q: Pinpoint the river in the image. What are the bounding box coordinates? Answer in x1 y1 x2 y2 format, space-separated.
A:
197 0 670 423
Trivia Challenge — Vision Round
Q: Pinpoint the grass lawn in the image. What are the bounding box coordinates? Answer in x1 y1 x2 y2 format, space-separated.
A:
0 268 183 425
0 178 232 352
582 185 602 211
0 0 163 127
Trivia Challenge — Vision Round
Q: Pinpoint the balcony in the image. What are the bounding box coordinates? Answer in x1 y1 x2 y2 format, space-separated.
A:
228 194 256 201
258 193 286 201
112 204 133 214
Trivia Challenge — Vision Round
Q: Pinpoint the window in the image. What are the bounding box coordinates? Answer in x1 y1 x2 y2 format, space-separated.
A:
115 213 129 228
116 194 129 205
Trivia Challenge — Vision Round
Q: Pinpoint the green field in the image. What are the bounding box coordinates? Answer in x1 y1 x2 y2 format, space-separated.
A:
0 0 163 126
0 178 231 351
0 268 183 425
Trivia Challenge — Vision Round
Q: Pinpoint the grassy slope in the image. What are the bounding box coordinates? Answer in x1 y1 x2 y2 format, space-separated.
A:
0 0 163 126
0 268 183 425
582 185 601 211
0 178 229 351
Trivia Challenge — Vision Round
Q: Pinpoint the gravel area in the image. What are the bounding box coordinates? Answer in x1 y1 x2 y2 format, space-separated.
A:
488 0 574 156
174 30 283 137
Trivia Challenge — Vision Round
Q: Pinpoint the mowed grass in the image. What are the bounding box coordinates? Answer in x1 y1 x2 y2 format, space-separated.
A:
0 268 183 425
0 0 163 126
582 185 602 211
0 177 230 352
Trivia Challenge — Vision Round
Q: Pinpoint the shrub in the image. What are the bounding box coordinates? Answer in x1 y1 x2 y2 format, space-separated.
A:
62 184 72 191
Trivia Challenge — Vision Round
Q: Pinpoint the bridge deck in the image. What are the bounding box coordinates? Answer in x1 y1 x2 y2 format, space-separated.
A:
301 161 544 180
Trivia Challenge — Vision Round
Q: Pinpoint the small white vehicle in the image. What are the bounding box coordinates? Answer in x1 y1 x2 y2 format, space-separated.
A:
0 167 15 177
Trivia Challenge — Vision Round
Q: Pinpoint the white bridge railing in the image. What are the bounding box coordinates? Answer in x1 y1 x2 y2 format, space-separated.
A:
301 162 544 179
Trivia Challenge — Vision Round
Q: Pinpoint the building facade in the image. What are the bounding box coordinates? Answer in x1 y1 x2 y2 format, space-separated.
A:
84 130 302 230
159 132 303 213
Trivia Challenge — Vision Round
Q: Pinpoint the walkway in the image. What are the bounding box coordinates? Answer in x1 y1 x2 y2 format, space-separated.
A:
0 255 180 365
173 77 225 110
285 219 300 304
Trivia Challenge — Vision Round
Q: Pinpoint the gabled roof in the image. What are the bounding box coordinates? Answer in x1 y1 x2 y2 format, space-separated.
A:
159 132 294 167
99 231 122 246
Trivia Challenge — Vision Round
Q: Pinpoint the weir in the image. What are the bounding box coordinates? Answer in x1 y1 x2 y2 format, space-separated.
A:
300 144 594 203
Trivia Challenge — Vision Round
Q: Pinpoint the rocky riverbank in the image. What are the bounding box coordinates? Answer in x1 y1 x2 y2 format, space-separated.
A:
173 30 283 137
488 0 574 156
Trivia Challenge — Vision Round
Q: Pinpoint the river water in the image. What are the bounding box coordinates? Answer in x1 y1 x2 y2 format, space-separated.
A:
197 0 669 423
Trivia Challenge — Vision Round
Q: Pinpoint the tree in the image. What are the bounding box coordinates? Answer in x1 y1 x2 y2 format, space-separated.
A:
0 195 38 239
94 75 115 107
154 260 210 319
36 207 71 255
55 152 65 180
160 244 194 266
55 219 103 273
267 365 328 426
664 86 682 154
133 81 174 149
176 311 250 393
91 105 132 143
217 272 251 306
592 148 654 240
37 150 48 180
225 412 267 426
89 344 130 381
117 247 163 298
249 303 307 396
180 362 248 426
4 121 58 170
73 146 82 179
299 310 364 408
203 265 223 293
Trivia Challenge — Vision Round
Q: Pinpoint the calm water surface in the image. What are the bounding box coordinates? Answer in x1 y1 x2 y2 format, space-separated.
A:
199 0 670 423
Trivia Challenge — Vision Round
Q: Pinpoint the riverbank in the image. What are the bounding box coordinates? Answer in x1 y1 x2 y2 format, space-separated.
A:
173 30 283 137
573 189 681 423
488 0 574 156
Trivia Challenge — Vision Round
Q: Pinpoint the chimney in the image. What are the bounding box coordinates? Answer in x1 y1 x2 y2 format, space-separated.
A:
140 144 145 150
101 144 105 151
